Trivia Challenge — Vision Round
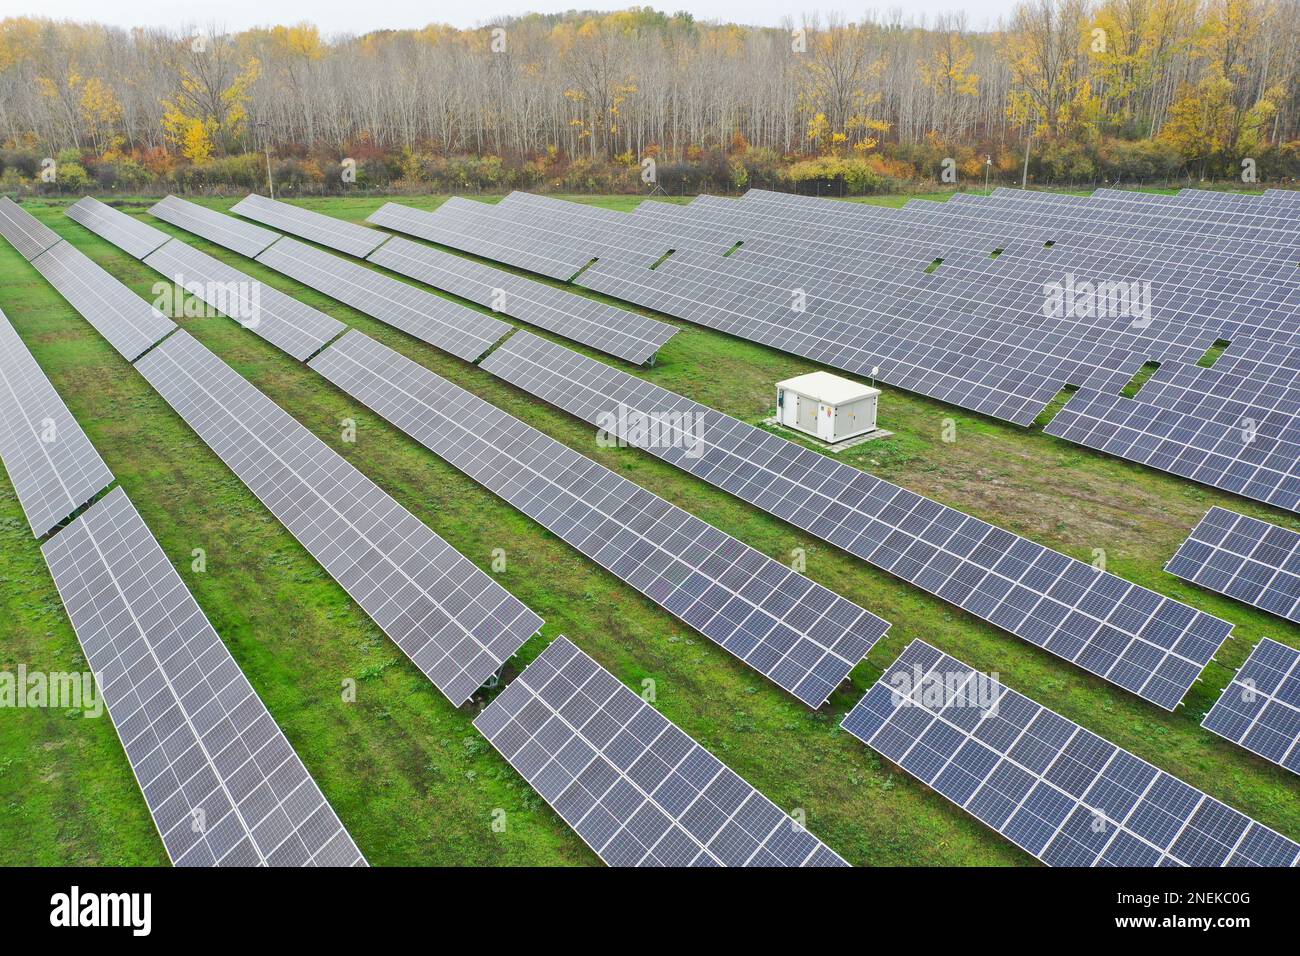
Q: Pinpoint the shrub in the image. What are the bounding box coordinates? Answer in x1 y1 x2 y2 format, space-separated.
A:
1036 139 1099 183
1100 139 1182 183
447 155 506 190
0 148 41 179
270 157 323 192
785 156 886 194
0 167 28 194
733 146 783 190
55 161 92 191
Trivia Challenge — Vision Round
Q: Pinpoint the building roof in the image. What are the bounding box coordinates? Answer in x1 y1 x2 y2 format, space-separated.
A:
777 371 880 405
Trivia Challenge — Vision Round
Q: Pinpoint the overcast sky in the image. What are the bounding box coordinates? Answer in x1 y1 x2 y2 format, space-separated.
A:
13 1 1009 34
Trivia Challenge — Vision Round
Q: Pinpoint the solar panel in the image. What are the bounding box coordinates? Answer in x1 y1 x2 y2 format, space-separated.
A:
842 639 1300 866
308 330 889 707
134 330 542 706
142 239 346 361
1166 507 1300 623
256 237 510 362
1046 389 1300 514
474 636 849 866
0 307 114 537
149 195 281 259
367 235 678 365
0 196 61 261
1202 638 1300 775
67 196 170 259
481 331 1234 710
63 197 347 362
231 193 389 258
41 487 366 866
26 240 177 362
368 200 582 281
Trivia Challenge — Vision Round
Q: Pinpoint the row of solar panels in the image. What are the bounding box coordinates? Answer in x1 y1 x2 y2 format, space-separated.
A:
0 198 851 866
844 640 1299 866
1168 507 1300 627
0 305 364 863
372 189 1299 514
5 195 1294 868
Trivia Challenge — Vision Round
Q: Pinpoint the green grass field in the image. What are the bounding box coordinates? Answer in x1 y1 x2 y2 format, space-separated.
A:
0 190 1296 867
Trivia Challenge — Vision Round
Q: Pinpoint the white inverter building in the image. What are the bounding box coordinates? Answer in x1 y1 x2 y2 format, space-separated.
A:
776 372 880 444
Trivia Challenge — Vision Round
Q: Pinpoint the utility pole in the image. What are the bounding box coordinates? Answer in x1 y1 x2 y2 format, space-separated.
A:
1020 110 1039 189
984 155 992 193
1021 129 1032 188
258 121 274 199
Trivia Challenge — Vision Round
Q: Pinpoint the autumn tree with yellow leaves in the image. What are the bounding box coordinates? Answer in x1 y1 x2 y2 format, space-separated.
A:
795 16 892 153
1156 0 1287 175
160 28 259 162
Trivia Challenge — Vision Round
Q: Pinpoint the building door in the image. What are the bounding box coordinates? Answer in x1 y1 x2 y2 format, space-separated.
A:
797 396 819 433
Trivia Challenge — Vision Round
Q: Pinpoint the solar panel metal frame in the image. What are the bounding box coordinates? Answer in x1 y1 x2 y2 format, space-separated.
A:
67 196 171 260
842 639 1300 866
149 195 282 259
0 195 61 261
133 329 542 706
41 486 366 866
0 307 115 537
308 329 889 707
480 331 1234 710
1166 507 1300 623
474 635 849 866
232 193 390 258
1202 638 1300 775
26 240 177 362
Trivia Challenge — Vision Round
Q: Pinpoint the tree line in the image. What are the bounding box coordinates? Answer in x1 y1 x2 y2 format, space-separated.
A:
1 2 1297 194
